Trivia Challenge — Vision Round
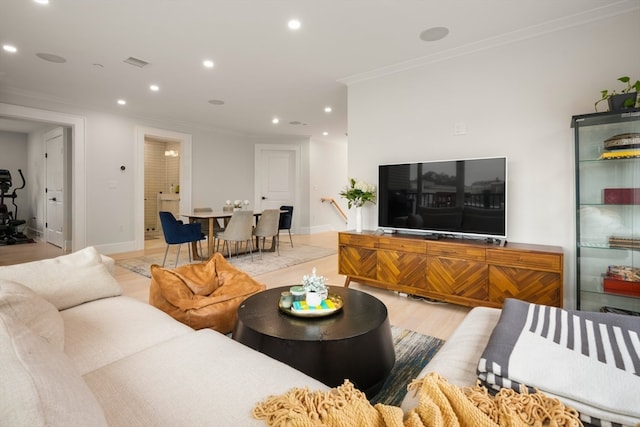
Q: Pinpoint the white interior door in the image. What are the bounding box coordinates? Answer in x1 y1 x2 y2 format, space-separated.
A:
45 128 64 248
258 149 296 211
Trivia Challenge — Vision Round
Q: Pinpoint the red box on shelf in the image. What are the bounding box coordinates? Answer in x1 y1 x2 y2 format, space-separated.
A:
603 188 640 205
603 278 640 297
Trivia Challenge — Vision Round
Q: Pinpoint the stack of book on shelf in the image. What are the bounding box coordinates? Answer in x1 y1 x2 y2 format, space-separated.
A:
608 236 640 249
599 133 640 159
603 265 640 297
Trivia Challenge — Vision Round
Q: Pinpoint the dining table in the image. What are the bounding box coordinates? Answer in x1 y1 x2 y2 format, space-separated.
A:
181 210 279 260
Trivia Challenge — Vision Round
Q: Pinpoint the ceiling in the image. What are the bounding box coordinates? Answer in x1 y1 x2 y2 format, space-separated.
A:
0 0 635 144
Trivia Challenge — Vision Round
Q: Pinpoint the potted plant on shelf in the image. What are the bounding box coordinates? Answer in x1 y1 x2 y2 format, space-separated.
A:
594 76 640 112
339 178 376 233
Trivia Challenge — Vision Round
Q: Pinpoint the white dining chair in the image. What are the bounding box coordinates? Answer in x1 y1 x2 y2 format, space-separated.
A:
252 209 280 258
217 210 254 260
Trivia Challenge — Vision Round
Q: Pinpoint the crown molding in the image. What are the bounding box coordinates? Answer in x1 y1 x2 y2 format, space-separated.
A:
338 1 640 86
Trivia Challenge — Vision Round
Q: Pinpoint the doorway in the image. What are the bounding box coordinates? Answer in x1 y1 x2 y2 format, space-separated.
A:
254 144 300 233
44 127 70 249
144 137 181 240
135 126 192 251
0 103 86 252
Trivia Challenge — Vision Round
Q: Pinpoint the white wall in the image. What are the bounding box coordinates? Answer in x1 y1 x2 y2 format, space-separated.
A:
346 11 640 308
309 137 348 232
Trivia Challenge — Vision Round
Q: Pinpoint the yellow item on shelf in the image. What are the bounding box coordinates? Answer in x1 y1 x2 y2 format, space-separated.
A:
599 149 640 159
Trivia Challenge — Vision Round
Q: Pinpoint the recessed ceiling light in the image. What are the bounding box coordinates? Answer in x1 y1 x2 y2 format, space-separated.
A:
117 99 126 106
203 59 214 68
324 106 332 113
288 19 301 31
33 0 49 4
272 117 280 124
149 84 159 91
36 52 66 63
3 45 17 53
208 99 225 105
323 132 329 136
419 26 449 42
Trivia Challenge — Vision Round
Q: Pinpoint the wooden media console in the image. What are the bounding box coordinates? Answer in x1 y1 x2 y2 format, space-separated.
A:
338 231 564 308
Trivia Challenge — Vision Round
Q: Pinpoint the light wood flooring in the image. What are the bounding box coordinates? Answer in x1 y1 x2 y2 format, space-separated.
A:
0 231 470 340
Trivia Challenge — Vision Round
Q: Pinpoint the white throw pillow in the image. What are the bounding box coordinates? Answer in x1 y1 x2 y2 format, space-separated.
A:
0 312 108 427
0 279 64 351
0 246 122 310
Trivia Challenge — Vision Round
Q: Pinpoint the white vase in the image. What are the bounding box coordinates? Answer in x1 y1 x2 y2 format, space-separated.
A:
355 206 363 233
306 291 322 307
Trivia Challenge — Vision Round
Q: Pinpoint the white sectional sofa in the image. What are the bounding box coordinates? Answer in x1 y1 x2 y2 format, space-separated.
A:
400 306 501 412
402 300 640 427
0 247 328 427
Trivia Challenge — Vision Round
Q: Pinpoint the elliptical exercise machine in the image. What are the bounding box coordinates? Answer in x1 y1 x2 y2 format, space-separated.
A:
0 169 28 245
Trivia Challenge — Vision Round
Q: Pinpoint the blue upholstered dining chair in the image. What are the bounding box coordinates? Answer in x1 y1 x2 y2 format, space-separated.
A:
158 211 205 268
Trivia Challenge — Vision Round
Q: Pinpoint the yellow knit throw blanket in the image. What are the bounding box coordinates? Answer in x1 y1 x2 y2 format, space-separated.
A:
252 373 582 427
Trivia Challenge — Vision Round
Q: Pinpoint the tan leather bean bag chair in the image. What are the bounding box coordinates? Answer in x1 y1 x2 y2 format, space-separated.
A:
149 253 266 334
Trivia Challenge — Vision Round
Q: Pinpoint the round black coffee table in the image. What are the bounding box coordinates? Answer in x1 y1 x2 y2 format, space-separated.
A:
232 286 395 397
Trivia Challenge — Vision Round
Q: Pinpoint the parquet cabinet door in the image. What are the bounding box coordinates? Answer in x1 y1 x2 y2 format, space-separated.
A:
338 245 377 280
489 265 562 307
377 236 427 288
427 256 488 300
377 249 427 288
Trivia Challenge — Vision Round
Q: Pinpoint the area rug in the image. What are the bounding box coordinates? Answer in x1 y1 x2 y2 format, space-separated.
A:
116 243 336 278
370 326 445 407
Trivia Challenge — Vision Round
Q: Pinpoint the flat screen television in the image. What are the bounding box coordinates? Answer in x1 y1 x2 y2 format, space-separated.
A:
378 157 507 240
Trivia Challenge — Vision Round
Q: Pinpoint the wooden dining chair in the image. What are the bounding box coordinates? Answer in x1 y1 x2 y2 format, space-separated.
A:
217 210 254 261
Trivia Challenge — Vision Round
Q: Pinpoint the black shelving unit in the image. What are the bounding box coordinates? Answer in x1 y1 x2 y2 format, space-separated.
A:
572 109 640 312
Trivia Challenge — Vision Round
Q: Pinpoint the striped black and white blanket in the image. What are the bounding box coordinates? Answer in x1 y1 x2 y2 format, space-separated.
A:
477 299 640 427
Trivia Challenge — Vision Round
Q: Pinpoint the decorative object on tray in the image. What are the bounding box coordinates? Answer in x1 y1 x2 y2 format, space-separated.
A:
594 76 640 112
339 178 376 233
301 267 329 305
289 285 306 301
608 236 640 249
278 293 344 318
278 268 343 317
279 291 293 308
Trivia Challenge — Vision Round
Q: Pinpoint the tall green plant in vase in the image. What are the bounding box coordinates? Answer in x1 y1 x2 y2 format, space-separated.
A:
339 178 376 233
